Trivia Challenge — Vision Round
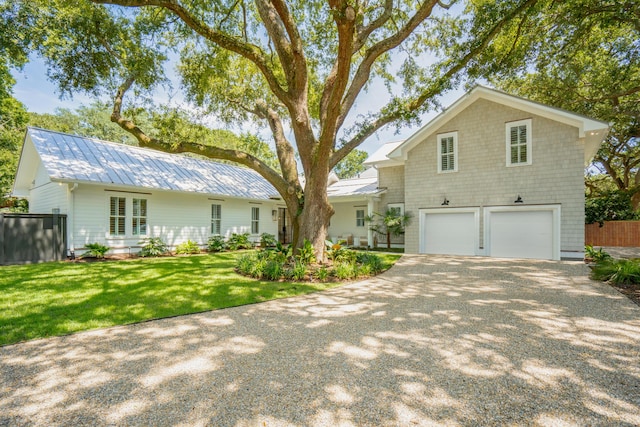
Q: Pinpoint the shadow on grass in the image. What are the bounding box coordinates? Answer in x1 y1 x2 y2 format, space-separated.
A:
0 253 338 346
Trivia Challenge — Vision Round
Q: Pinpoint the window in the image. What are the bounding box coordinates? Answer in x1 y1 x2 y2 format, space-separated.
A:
506 119 532 166
388 203 404 217
109 197 126 236
251 207 260 234
437 132 458 173
132 198 147 235
211 204 222 235
356 209 365 227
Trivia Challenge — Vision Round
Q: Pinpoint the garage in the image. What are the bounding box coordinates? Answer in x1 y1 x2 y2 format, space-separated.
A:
484 205 561 260
419 208 479 256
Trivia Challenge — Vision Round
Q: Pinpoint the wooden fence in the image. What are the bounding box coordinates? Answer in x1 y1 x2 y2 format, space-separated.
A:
585 221 640 247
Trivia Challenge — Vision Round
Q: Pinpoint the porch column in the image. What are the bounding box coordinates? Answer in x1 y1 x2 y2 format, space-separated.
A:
367 197 375 248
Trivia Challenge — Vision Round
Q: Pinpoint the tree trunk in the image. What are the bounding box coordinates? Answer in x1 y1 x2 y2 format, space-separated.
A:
295 174 334 262
386 231 391 249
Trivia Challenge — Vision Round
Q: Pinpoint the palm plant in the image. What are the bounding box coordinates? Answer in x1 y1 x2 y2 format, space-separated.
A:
366 209 412 249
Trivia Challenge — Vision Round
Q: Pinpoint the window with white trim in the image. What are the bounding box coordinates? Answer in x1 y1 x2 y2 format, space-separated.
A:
506 119 532 166
132 198 147 235
109 197 126 236
356 209 365 227
211 204 222 235
388 203 404 217
251 207 260 234
437 131 458 173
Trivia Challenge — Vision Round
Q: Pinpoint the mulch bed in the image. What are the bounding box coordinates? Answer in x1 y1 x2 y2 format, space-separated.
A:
608 282 640 307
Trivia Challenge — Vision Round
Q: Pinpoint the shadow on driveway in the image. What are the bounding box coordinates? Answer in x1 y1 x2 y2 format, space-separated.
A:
1 255 639 426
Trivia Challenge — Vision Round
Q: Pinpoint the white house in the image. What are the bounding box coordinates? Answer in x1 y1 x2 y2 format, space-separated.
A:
13 128 287 255
365 86 609 260
13 86 609 260
13 127 379 256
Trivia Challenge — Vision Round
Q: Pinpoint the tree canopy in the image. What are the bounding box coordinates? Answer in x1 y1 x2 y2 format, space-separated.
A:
1 0 547 257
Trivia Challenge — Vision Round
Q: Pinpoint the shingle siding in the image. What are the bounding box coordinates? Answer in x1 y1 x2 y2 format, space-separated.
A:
403 98 585 254
378 166 405 208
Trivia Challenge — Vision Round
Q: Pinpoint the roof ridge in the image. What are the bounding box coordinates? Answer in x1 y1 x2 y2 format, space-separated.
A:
27 126 252 172
26 127 279 199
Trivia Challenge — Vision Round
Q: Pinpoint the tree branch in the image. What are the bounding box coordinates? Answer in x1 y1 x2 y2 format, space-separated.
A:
254 99 302 196
318 1 356 149
330 0 542 167
91 0 290 104
354 0 394 51
335 0 440 133
109 76 293 200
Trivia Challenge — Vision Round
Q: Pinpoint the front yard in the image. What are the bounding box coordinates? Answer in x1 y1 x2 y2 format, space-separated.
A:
0 252 401 346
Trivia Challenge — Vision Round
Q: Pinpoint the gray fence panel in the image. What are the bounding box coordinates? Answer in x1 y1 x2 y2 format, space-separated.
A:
0 214 67 265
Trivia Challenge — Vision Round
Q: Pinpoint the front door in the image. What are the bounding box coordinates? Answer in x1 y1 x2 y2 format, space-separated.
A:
278 208 292 244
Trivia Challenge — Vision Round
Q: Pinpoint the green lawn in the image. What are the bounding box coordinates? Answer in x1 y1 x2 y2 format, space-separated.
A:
0 252 400 346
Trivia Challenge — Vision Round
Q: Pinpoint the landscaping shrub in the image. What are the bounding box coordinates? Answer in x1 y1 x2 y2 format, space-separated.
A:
296 239 316 265
264 260 283 281
260 233 277 248
591 259 640 285
584 245 612 263
271 242 292 260
139 237 168 257
335 248 357 264
175 240 201 255
236 253 254 275
356 252 384 273
334 262 356 280
291 261 307 280
250 258 267 279
207 235 226 252
227 233 253 251
357 264 371 277
325 240 343 261
234 247 388 282
316 266 330 281
83 242 109 259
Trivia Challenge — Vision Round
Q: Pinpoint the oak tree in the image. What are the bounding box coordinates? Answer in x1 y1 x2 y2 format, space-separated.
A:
3 0 541 258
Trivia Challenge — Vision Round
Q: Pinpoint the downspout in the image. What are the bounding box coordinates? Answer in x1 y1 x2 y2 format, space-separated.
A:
68 183 78 258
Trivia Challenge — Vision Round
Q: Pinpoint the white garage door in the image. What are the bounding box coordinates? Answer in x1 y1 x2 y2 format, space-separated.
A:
421 209 478 256
488 210 555 260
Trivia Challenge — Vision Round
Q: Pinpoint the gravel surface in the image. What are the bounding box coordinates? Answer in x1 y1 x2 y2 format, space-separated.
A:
1 255 640 426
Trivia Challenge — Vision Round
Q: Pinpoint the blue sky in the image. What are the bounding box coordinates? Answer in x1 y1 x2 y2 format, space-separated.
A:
11 56 465 155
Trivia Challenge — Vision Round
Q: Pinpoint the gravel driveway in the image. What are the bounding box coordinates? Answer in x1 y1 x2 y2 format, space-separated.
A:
2 255 640 426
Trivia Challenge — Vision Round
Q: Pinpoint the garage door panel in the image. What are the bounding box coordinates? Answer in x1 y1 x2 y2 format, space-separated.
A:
488 210 554 260
422 211 477 256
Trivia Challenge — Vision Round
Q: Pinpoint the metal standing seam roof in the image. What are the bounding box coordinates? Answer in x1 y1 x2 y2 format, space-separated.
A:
28 127 280 200
326 176 382 198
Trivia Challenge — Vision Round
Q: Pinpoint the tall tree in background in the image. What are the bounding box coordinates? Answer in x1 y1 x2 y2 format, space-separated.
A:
334 149 368 179
0 5 29 210
0 71 28 210
464 0 640 208
2 0 542 258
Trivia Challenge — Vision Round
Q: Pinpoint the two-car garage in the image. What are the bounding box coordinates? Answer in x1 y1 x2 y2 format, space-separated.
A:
419 205 561 260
